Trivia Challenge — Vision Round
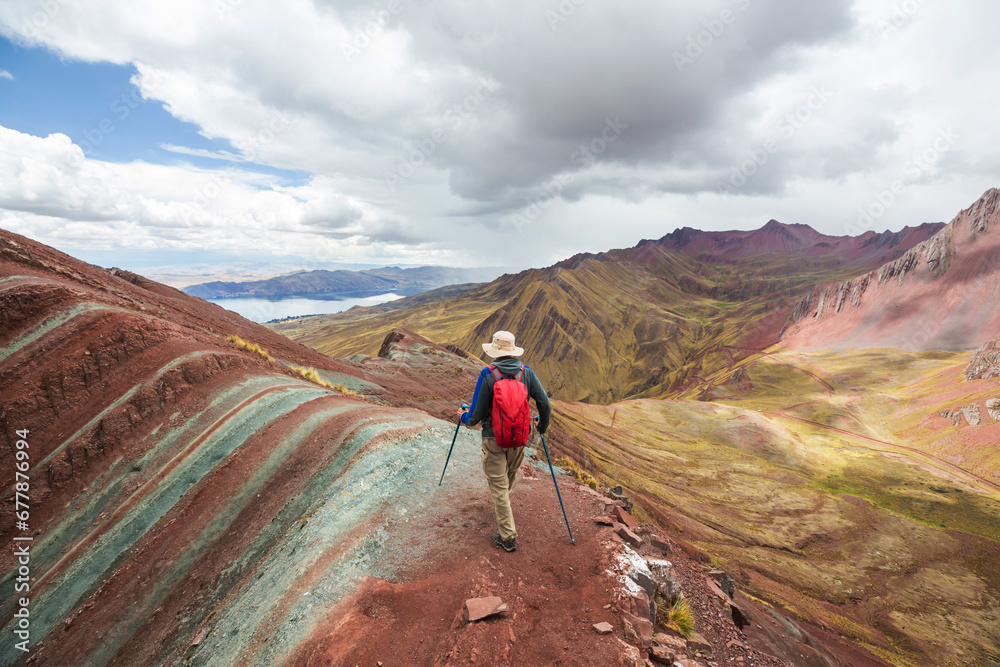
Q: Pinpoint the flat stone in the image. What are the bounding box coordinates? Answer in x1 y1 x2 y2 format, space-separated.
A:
649 645 675 665
610 531 623 544
614 506 641 529
592 621 614 634
686 631 712 653
654 633 687 652
463 596 507 622
657 624 684 640
617 525 644 548
594 516 615 526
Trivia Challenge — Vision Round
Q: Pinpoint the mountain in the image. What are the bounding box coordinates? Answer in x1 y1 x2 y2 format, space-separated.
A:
271 219 940 403
183 265 495 299
270 197 1000 665
0 228 893 666
780 188 1000 351
658 219 944 266
3 222 999 665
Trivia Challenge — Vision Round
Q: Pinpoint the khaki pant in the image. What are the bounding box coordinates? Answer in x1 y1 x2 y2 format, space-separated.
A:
481 437 525 541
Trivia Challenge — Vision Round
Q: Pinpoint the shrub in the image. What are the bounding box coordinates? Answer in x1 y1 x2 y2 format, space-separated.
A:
227 335 272 361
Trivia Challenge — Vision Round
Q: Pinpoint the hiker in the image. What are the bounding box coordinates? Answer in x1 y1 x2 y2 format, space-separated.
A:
459 330 551 552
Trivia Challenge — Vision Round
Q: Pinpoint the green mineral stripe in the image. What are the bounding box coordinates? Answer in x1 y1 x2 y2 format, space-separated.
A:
0 384 333 658
0 375 312 608
83 399 362 664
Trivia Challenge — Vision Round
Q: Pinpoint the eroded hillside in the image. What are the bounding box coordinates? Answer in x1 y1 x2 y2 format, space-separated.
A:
271 218 939 404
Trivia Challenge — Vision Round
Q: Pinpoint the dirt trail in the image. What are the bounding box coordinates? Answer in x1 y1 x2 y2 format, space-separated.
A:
289 448 630 667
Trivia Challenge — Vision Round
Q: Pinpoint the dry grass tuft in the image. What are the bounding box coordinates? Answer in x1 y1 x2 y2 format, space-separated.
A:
227 335 272 361
554 456 600 490
289 365 358 396
657 595 696 638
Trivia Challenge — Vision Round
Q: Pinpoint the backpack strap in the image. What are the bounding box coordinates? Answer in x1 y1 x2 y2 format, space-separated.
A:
489 364 527 387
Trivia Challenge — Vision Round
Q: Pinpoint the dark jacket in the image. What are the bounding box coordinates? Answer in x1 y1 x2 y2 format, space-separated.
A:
462 356 551 438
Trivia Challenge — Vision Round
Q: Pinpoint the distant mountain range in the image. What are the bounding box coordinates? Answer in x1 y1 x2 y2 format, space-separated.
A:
658 218 944 265
183 265 497 299
270 214 954 403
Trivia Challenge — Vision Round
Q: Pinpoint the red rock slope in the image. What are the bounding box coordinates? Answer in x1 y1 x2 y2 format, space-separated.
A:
780 188 1000 351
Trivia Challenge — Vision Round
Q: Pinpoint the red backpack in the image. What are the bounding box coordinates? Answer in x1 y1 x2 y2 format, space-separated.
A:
490 364 531 448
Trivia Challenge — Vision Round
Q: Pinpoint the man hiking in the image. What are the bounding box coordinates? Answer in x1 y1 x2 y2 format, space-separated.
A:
459 330 551 552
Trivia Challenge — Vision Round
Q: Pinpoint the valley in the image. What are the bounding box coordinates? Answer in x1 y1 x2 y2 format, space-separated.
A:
268 189 1000 666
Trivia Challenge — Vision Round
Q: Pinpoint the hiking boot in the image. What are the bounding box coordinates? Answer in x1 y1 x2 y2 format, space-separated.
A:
492 532 516 552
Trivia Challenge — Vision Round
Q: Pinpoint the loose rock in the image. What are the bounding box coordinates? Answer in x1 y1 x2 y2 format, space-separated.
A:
649 645 675 665
686 631 712 653
614 506 641 530
617 526 644 548
961 404 982 426
463 597 508 622
593 621 614 634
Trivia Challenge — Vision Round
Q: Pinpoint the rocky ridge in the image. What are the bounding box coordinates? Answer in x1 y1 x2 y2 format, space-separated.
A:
965 336 1000 381
781 188 1000 351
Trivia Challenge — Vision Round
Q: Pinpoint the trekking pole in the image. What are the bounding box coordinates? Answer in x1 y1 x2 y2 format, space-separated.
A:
438 404 468 486
536 417 575 544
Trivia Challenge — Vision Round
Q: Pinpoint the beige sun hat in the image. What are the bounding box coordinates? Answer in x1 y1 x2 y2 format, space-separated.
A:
482 330 524 358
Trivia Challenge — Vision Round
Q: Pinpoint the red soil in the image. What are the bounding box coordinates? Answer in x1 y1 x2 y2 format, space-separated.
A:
0 226 898 666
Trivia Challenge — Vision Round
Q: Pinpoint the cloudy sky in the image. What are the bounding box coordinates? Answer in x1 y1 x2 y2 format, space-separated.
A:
1 0 998 273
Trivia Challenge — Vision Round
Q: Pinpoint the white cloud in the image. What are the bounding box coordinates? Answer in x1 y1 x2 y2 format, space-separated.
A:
0 69 12 79
0 0 998 270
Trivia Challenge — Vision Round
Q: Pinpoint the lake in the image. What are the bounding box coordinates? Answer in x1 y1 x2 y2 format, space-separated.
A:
207 290 411 323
